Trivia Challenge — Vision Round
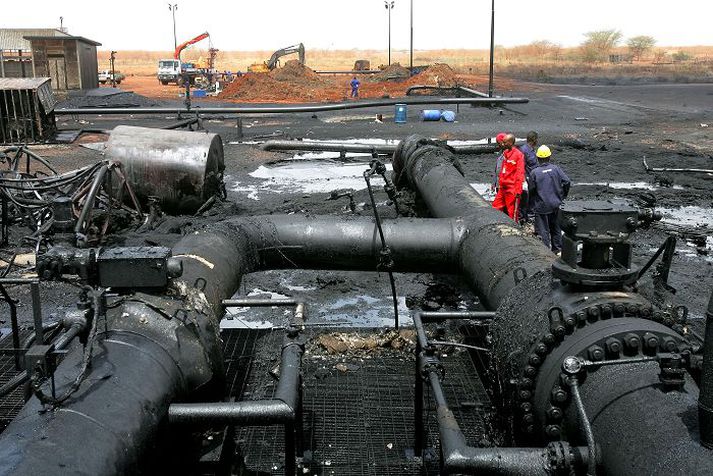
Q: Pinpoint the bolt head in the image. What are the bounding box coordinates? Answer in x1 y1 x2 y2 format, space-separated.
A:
562 356 583 374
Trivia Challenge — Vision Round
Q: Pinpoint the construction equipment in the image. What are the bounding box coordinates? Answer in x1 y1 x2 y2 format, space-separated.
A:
157 32 215 86
248 43 305 73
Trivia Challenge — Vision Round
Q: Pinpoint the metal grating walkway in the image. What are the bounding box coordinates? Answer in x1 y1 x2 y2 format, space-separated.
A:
223 327 493 475
0 331 29 432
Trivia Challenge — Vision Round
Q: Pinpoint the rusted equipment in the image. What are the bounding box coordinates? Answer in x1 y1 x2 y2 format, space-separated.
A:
0 78 56 144
105 126 225 214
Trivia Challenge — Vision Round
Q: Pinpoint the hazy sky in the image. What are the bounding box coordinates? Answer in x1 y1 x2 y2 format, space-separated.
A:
3 0 710 51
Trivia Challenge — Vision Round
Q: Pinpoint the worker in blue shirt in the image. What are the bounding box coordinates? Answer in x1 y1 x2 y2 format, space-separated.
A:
517 131 539 222
529 145 571 253
350 76 360 98
518 131 539 176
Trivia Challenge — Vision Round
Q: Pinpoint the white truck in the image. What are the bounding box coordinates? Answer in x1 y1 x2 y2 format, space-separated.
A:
157 59 181 85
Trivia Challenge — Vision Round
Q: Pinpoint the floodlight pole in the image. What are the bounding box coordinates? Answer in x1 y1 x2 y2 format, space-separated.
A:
409 0 414 71
385 1 395 66
169 4 178 51
488 0 495 97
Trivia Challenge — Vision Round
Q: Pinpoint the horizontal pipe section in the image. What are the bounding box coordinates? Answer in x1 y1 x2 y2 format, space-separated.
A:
169 342 302 426
54 96 529 116
427 370 585 475
261 139 502 155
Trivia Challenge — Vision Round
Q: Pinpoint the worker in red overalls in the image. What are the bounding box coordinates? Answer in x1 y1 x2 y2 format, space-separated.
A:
491 133 526 220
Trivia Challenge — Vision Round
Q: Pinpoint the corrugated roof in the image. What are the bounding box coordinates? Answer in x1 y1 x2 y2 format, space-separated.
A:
23 35 102 47
0 29 69 51
0 77 51 90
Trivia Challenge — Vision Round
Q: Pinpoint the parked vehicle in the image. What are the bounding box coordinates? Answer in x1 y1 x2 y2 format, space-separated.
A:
98 70 125 84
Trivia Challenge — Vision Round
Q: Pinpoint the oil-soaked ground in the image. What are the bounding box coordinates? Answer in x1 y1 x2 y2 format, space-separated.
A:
0 82 711 473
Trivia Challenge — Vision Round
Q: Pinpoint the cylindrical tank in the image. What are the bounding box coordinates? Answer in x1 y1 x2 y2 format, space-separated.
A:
440 110 456 122
105 125 224 214
394 103 407 123
421 109 441 121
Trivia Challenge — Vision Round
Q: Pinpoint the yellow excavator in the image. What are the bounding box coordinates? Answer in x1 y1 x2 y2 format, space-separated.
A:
248 43 305 73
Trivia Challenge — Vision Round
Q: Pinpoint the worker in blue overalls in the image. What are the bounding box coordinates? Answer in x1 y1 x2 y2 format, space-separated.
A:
350 76 360 98
529 145 571 254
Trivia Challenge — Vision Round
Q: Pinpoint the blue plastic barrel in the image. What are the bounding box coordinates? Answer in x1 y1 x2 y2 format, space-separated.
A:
441 110 456 122
421 109 441 121
395 103 407 123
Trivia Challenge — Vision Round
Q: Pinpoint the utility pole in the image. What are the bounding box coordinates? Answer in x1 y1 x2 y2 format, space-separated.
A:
110 51 117 88
384 1 395 66
488 0 495 97
168 4 178 51
409 0 413 72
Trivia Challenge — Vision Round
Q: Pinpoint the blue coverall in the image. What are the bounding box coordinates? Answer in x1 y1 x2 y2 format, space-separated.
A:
350 78 360 98
529 162 571 252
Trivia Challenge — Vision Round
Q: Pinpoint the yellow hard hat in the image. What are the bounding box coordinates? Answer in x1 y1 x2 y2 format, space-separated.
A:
536 145 552 159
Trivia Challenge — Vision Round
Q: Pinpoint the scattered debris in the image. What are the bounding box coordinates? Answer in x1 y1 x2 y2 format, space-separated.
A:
316 329 416 355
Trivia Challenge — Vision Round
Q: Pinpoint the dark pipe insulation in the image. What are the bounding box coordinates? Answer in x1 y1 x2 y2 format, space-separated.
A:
261 139 507 155
54 96 528 116
2 134 710 474
392 135 713 474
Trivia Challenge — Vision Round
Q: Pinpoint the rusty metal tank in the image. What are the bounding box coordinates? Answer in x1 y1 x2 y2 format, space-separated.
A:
105 125 224 214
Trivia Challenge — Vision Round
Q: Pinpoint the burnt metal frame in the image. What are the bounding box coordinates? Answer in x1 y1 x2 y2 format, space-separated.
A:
0 279 43 370
168 298 305 476
412 311 590 475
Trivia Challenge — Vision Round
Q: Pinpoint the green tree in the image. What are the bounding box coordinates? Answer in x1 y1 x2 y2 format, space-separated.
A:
580 29 623 62
627 35 656 60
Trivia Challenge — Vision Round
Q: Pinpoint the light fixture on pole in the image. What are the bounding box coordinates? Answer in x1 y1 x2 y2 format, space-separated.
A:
384 1 395 66
168 4 178 51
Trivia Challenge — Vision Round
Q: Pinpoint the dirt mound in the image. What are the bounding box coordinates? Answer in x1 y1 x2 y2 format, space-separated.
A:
373 63 411 81
219 72 333 102
269 59 323 84
407 63 460 87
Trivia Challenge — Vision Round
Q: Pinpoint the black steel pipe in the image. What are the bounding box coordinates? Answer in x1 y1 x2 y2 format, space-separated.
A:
426 369 587 475
393 135 554 308
168 342 302 425
261 139 503 155
54 96 529 116
700 289 713 448
396 136 713 474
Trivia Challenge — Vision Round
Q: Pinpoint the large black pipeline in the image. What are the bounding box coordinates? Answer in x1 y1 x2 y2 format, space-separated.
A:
54 96 528 116
261 139 504 155
393 135 553 308
393 135 713 474
700 289 713 448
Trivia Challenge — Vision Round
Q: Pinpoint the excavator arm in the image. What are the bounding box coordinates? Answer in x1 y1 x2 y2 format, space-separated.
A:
174 32 210 60
266 43 305 70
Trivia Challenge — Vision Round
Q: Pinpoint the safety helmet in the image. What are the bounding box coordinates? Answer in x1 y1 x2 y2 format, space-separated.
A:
495 132 506 143
536 145 552 159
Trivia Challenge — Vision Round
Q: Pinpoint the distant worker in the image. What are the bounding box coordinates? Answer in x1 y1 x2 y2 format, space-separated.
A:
519 131 539 176
530 145 571 253
492 133 525 220
350 76 361 98
490 132 507 192
517 131 539 222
